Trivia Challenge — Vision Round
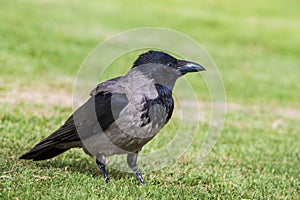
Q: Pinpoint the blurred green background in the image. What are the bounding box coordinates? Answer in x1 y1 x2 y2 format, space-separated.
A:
1 0 299 199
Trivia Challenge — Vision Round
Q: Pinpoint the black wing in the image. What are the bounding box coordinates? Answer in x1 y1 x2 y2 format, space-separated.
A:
20 78 128 160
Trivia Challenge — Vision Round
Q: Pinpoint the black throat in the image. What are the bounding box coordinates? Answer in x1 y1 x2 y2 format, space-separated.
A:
141 84 174 127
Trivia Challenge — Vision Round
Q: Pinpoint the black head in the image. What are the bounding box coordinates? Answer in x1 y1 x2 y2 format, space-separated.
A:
132 50 205 75
132 51 177 68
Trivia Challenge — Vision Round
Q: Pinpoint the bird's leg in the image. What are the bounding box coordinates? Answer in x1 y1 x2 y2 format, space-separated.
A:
96 153 110 183
127 152 144 184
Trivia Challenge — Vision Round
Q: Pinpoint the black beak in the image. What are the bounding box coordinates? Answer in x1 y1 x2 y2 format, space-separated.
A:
177 60 206 74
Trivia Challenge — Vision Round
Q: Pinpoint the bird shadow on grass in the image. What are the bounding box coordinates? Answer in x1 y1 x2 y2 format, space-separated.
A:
33 154 135 182
29 150 202 186
33 158 203 186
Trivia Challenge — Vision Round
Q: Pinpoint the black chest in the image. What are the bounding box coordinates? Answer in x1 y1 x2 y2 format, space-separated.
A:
140 84 174 127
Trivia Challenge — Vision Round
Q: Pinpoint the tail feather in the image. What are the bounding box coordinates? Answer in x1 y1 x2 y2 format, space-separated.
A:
19 115 81 161
19 146 71 161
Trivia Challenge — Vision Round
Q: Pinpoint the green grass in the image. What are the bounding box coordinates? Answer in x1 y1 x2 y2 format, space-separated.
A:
1 0 299 199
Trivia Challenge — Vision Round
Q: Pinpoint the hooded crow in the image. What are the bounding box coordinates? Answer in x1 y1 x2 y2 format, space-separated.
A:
20 50 205 184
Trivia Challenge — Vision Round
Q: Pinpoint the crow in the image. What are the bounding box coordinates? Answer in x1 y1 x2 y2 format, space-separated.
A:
20 50 205 184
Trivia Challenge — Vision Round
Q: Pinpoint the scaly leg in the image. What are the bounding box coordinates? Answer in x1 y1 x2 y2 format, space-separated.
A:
127 152 144 184
96 153 110 183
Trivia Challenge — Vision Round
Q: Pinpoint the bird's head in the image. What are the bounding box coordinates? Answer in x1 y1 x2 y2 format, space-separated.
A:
131 50 205 89
133 50 205 75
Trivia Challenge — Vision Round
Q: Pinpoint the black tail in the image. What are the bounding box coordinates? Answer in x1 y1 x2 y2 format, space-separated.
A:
19 146 71 161
19 115 81 161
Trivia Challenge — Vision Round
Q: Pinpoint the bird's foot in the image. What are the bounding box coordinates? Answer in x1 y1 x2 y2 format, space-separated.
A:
96 158 110 183
133 167 144 184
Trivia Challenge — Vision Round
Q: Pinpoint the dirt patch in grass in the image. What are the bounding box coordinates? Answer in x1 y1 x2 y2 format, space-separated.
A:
0 88 73 107
1 89 299 121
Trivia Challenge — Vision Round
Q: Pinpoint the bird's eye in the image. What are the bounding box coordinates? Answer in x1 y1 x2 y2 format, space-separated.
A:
166 62 174 67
